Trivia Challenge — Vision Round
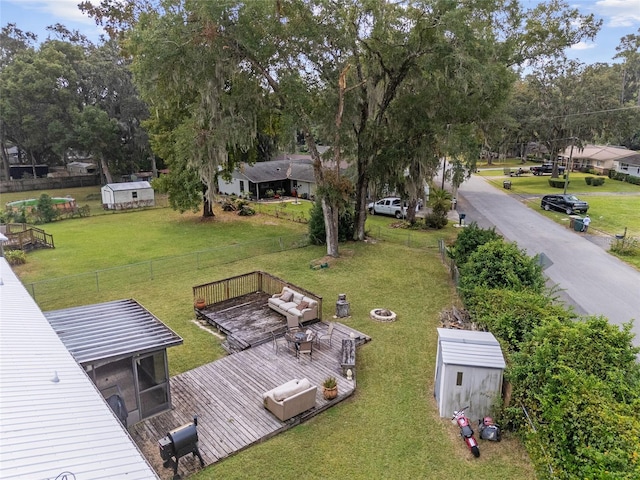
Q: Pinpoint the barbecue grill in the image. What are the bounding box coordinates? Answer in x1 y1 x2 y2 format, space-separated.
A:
158 416 204 479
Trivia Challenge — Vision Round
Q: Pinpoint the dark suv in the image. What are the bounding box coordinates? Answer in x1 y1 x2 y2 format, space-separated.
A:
540 194 589 214
530 164 566 176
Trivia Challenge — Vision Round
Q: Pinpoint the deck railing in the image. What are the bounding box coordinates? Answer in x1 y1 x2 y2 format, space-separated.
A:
2 223 54 250
193 271 323 319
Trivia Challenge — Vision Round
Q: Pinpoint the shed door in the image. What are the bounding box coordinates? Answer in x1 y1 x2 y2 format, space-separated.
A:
134 351 170 419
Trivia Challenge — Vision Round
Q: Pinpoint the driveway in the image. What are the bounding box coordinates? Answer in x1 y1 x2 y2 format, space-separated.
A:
454 175 640 347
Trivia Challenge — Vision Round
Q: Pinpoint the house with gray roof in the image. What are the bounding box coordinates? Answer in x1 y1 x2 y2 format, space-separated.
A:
217 158 316 200
559 144 640 175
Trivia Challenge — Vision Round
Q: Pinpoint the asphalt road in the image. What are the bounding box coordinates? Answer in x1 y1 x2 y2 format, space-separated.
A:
454 174 640 347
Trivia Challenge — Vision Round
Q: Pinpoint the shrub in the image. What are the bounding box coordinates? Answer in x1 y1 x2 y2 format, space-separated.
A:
610 236 639 256
308 198 354 245
548 179 566 188
34 194 59 224
591 177 605 186
4 249 26 265
627 174 640 185
424 188 450 229
585 176 593 185
448 223 501 267
458 239 545 302
465 288 574 351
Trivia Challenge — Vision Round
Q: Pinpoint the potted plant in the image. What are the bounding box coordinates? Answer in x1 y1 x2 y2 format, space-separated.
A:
322 376 338 400
195 298 206 309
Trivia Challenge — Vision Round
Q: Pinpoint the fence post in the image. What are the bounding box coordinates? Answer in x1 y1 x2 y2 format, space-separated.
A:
95 271 100 292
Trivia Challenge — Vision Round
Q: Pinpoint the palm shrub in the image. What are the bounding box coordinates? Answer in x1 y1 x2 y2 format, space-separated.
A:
424 188 450 229
458 239 545 303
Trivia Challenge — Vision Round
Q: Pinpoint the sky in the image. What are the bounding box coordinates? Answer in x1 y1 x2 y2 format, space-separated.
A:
0 0 639 65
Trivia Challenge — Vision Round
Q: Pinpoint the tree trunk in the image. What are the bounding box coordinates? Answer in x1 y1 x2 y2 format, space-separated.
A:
353 150 369 241
202 183 214 217
100 155 113 184
0 140 10 181
406 199 418 224
321 197 339 257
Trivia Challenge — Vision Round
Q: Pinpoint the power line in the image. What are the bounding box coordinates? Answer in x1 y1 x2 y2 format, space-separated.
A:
549 105 640 120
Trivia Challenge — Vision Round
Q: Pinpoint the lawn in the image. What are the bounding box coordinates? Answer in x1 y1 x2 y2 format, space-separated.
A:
10 198 535 480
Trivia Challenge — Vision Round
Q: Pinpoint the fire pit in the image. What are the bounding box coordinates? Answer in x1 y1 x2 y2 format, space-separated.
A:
370 308 397 322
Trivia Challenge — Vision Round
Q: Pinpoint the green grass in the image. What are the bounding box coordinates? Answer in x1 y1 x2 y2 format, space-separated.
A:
481 171 640 194
11 199 535 480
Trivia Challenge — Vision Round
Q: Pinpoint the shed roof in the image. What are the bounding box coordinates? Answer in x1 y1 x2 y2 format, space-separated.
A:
45 299 183 364
103 181 152 191
437 328 506 369
0 259 159 480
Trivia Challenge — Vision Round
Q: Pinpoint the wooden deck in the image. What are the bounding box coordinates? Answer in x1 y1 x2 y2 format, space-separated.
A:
129 322 371 479
196 292 309 352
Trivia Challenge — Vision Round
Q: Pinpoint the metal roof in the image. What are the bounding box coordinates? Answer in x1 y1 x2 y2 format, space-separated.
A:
45 299 183 365
102 181 152 191
235 159 316 183
0 258 159 480
437 328 506 369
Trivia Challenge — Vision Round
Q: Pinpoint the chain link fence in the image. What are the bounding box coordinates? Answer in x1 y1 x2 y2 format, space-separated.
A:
25 234 309 309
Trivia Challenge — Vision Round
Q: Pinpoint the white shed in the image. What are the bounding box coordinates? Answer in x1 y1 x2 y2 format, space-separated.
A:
101 181 155 210
434 328 506 421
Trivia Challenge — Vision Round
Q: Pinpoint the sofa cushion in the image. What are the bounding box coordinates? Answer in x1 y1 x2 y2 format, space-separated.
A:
269 297 286 308
280 301 298 312
297 300 310 310
271 378 311 402
280 291 294 302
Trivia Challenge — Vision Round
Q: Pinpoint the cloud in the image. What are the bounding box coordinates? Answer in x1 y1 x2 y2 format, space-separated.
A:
595 0 640 27
571 41 597 51
7 0 97 26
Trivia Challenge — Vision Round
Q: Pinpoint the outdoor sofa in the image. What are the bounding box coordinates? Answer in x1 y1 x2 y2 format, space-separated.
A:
268 286 319 323
262 378 317 421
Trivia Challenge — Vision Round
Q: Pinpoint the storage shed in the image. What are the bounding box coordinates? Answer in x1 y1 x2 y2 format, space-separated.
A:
434 328 506 421
45 299 183 426
101 181 155 210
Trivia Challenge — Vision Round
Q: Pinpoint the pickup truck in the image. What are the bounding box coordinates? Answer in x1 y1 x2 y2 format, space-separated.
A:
530 164 566 176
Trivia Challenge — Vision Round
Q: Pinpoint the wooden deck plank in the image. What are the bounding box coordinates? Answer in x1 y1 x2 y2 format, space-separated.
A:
129 320 370 479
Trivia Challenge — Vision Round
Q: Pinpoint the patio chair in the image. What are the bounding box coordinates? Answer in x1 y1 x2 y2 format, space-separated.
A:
297 339 313 362
316 322 335 347
271 330 290 355
287 315 302 332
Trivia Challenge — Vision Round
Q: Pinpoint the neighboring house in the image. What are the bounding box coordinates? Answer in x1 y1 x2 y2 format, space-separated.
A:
616 154 640 177
0 258 159 480
559 144 640 175
67 161 97 174
101 181 155 210
45 299 183 426
217 158 317 200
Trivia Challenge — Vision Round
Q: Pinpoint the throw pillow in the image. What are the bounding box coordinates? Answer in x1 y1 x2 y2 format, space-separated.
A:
281 291 293 302
297 300 310 310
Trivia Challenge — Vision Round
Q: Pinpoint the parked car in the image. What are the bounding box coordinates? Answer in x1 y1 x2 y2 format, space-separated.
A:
540 194 589 214
530 164 566 176
367 197 416 218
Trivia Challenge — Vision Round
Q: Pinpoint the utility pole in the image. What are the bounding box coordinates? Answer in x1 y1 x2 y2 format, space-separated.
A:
563 136 575 195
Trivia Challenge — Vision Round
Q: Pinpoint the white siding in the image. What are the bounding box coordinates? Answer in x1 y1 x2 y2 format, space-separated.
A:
0 258 159 480
434 328 505 420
